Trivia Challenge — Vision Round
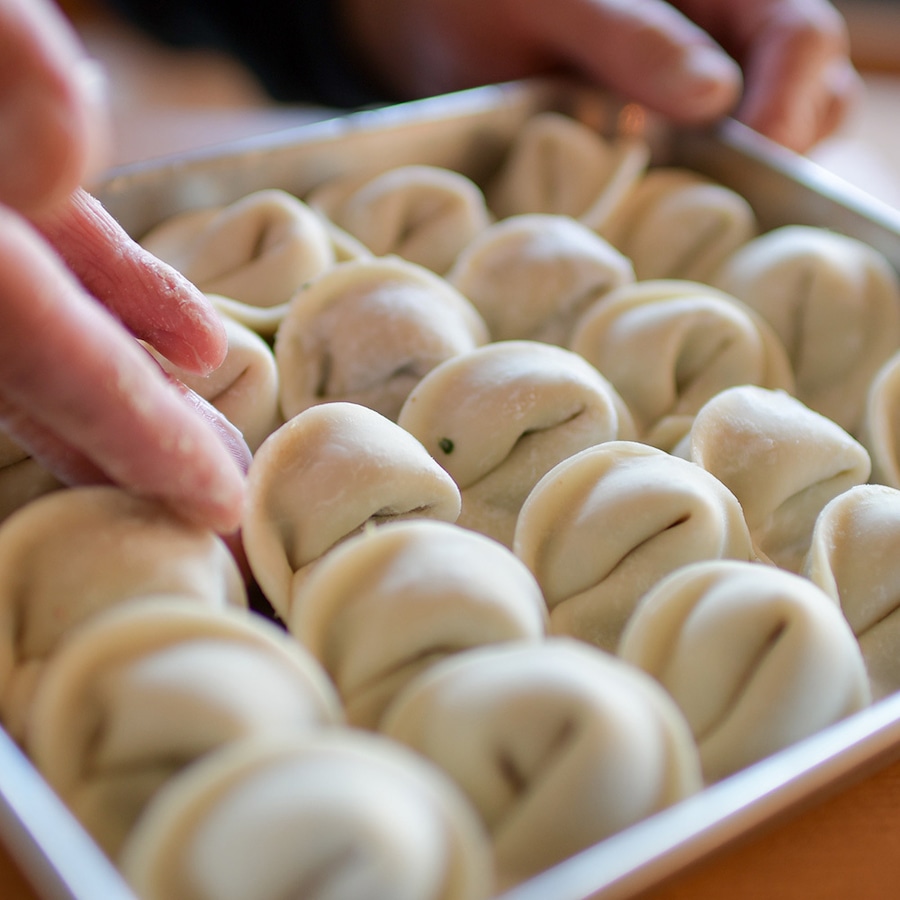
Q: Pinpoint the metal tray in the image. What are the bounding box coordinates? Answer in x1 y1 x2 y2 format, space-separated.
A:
7 77 900 900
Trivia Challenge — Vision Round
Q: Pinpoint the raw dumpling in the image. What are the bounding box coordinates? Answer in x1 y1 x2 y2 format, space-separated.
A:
397 340 636 547
513 440 753 652
685 385 871 572
242 402 461 621
0 486 247 739
712 225 900 434
859 348 900 489
25 601 343 857
598 167 757 282
486 111 650 229
447 213 634 346
0 430 61 523
804 483 900 699
147 312 281 453
619 560 871 782
289 519 547 728
307 164 492 274
275 256 489 423
120 730 494 900
380 638 702 888
569 279 795 451
140 189 337 336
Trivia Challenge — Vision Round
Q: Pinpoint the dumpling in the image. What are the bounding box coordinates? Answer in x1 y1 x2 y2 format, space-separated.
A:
597 167 758 282
147 312 281 453
25 601 343 857
242 402 461 621
684 385 871 572
275 256 489 423
0 430 61 523
380 638 702 888
712 225 900 435
619 560 871 782
485 111 650 229
0 486 247 739
140 189 338 337
307 164 492 274
859 348 900 489
288 519 547 728
804 483 900 699
120 730 494 900
397 340 636 547
446 213 634 346
513 440 753 652
569 279 795 451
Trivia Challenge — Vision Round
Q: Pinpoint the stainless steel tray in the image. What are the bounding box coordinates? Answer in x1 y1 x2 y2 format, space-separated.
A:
8 77 900 900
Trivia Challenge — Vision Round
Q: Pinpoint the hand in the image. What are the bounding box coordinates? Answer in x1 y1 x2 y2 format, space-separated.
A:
339 0 858 152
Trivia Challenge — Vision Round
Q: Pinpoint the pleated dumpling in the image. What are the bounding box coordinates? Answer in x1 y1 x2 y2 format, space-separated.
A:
685 386 871 572
380 638 702 888
275 256 489 422
140 189 339 336
398 340 635 548
804 484 900 699
289 519 547 728
0 430 61 523
307 164 492 274
25 601 343 858
569 280 795 451
513 441 753 652
242 402 461 621
446 214 634 346
598 167 758 282
712 225 900 434
0 486 247 739
147 312 281 453
619 560 870 783
120 730 494 900
860 348 900 489
486 111 650 229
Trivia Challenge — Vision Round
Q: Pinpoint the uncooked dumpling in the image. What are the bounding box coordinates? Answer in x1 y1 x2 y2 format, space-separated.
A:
398 340 636 547
275 256 489 422
569 279 795 451
289 519 547 728
242 402 461 621
513 440 753 652
712 225 900 434
380 638 702 888
619 560 871 782
447 213 634 346
804 483 900 699
120 730 494 900
685 385 871 572
859 348 900 489
25 601 343 857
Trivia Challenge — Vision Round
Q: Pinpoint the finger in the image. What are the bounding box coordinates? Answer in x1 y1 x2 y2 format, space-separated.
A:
0 207 246 532
0 0 110 214
30 189 228 375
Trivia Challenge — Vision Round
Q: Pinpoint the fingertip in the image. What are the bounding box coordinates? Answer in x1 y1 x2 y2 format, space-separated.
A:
656 44 743 124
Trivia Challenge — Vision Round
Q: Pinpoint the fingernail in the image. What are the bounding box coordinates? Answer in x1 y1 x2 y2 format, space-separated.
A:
668 45 743 119
73 58 112 182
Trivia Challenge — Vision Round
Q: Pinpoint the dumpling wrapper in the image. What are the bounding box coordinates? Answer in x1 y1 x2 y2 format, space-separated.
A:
380 638 702 888
0 430 62 524
307 164 492 274
289 519 547 728
120 730 494 900
398 340 636 548
26 601 343 857
684 385 871 572
513 440 753 652
447 213 634 346
597 167 758 282
275 255 489 423
140 189 338 337
804 483 900 699
712 224 900 435
619 560 871 782
0 486 247 740
486 111 650 230
569 279 795 451
242 402 461 621
859 348 900 489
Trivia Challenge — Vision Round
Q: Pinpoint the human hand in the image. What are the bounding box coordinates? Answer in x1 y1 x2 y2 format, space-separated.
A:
339 0 858 152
